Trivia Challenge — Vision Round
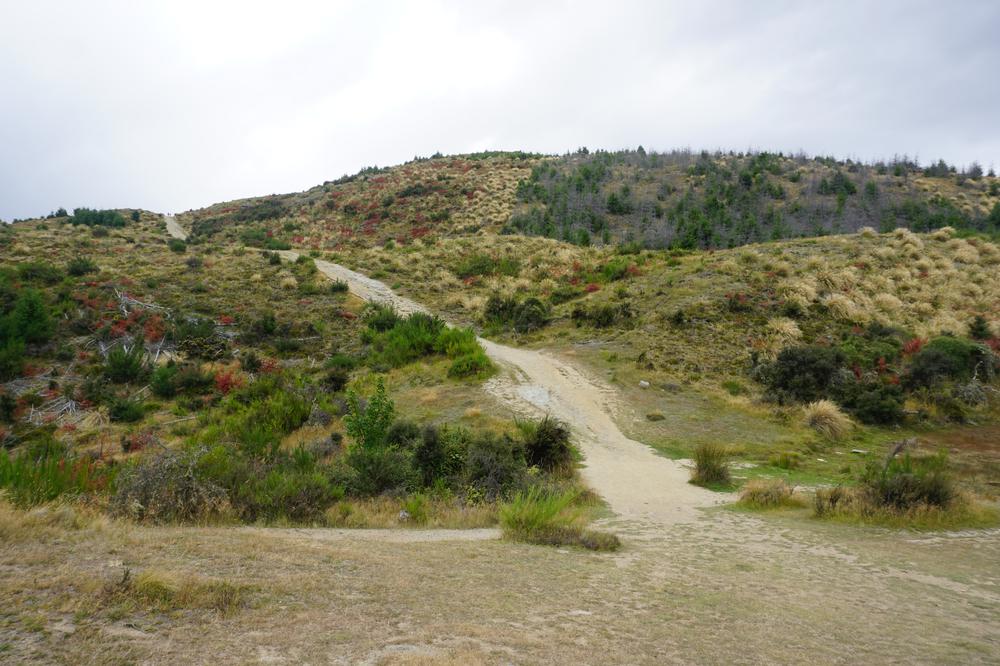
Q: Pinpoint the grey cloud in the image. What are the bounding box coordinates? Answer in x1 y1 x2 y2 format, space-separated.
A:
1 0 998 220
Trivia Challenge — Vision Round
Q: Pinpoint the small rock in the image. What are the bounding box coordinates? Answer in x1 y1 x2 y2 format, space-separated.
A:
397 509 411 522
646 411 665 422
850 449 869 455
638 380 650 389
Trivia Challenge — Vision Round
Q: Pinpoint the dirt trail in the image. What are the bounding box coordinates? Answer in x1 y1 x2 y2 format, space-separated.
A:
167 217 720 526
164 214 188 241
269 248 722 530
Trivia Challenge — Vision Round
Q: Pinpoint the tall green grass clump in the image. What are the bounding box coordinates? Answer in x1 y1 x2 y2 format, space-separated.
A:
0 449 110 507
500 487 619 551
690 442 731 487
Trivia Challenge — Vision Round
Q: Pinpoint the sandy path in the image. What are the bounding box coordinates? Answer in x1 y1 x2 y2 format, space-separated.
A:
164 214 722 528
164 214 188 241
271 248 723 529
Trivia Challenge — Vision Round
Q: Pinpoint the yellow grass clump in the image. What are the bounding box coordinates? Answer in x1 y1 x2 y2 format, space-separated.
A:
803 400 853 440
857 226 878 239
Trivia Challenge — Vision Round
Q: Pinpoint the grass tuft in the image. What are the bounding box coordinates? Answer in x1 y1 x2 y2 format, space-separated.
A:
499 487 619 551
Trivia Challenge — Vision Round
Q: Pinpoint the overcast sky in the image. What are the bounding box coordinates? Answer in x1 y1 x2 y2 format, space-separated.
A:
1 0 998 221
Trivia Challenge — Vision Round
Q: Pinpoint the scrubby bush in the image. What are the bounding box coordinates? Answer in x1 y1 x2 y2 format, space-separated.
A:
5 288 54 344
344 379 413 494
760 345 845 403
906 336 993 388
168 238 187 253
570 302 633 328
690 442 730 486
0 340 25 381
454 253 520 279
968 315 991 340
67 257 99 276
464 432 527 500
520 417 574 471
108 396 145 422
111 449 228 522
104 346 147 383
835 381 905 425
483 294 550 333
861 450 954 510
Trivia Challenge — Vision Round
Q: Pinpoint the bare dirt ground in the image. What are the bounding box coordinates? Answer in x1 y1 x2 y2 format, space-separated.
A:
164 215 188 241
4 223 988 663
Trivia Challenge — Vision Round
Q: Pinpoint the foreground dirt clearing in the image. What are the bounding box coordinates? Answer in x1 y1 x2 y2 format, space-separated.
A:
2 508 999 664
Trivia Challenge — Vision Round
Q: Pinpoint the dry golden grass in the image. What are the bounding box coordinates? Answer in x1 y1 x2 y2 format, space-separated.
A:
803 400 853 441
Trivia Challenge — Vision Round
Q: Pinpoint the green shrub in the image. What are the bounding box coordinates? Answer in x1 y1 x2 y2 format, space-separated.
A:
16 262 64 285
835 381 905 425
549 285 584 305
413 425 445 487
329 279 349 293
571 302 633 328
168 238 187 253
70 208 126 227
968 315 991 340
108 396 145 422
861 450 955 510
464 432 526 500
234 468 344 522
906 337 992 388
484 294 550 333
520 416 574 471
454 253 521 279
6 288 54 344
67 257 99 276
363 303 401 332
448 350 493 378
104 347 147 383
761 345 845 403
0 339 25 381
690 442 730 487
150 363 179 398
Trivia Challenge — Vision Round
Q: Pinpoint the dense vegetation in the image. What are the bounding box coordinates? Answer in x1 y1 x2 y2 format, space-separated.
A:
505 149 1000 249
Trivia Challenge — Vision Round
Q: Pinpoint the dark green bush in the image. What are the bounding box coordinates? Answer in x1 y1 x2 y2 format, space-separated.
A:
464 432 526 500
484 294 550 333
570 302 633 328
520 417 574 470
17 262 64 285
150 363 179 398
104 346 147 383
168 238 187 253
906 337 991 388
108 396 145 423
0 340 25 381
70 208 126 227
835 381 905 425
761 345 845 403
861 450 954 510
5 288 54 344
454 254 520 279
67 257 99 276
968 315 991 341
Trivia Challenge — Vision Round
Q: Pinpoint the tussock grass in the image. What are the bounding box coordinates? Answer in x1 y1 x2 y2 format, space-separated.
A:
689 442 731 487
324 496 498 528
737 479 805 510
802 400 853 441
101 567 248 616
499 487 620 551
812 487 1000 530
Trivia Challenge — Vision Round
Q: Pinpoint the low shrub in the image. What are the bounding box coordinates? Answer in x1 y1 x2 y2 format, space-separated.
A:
906 336 994 388
760 345 845 403
103 346 147 383
464 432 527 500
690 442 731 487
861 450 954 510
483 294 550 333
150 363 179 398
67 257 99 276
108 396 145 423
168 238 187 253
519 416 574 471
111 449 228 522
571 302 633 328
